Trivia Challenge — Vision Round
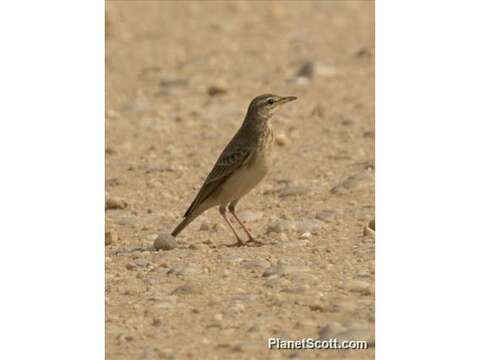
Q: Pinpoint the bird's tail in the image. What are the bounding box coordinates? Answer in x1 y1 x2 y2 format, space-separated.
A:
171 215 195 237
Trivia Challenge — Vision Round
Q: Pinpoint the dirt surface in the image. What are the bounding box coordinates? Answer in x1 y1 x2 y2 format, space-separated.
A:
106 1 374 359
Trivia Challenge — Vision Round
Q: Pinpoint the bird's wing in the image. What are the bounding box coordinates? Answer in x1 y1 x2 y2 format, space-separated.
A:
184 147 251 217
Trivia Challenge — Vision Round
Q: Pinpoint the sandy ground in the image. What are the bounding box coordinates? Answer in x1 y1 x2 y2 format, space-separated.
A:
106 1 374 359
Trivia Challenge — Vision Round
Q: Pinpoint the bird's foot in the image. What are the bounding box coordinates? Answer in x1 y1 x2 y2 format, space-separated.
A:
246 237 264 247
227 239 246 247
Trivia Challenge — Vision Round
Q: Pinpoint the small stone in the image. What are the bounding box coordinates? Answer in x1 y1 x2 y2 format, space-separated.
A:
153 233 177 251
275 133 289 147
105 230 118 245
125 263 135 271
296 62 315 79
207 83 227 96
309 302 327 312
262 265 285 278
134 258 150 268
171 283 202 296
295 61 336 80
330 171 373 194
368 219 375 231
364 225 375 236
212 223 225 232
299 232 311 239
199 222 210 231
106 196 128 210
353 47 372 58
106 177 122 187
345 280 373 295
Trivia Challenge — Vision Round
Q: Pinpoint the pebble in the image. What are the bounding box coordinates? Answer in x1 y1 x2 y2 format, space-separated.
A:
330 171 373 194
106 196 128 210
171 283 202 296
364 225 375 237
295 62 315 79
106 177 122 187
368 219 375 231
134 258 150 268
353 47 372 58
308 301 328 312
262 265 286 277
295 61 337 81
105 230 118 245
275 133 289 147
345 279 373 295
207 83 228 96
199 222 210 231
212 223 225 232
168 265 202 277
153 233 177 251
299 232 311 239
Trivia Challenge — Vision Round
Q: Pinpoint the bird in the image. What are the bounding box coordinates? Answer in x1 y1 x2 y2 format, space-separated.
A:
171 94 297 246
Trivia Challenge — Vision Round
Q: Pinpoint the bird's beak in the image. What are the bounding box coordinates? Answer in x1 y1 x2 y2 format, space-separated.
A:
278 96 297 104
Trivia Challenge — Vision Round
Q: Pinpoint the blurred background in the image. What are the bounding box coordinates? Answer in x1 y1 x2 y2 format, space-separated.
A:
106 1 374 359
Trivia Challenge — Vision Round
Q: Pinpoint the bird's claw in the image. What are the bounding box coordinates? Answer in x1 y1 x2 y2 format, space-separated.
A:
246 238 263 247
227 239 246 247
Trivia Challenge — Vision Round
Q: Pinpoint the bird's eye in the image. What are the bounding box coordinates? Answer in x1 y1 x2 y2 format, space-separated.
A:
267 98 275 105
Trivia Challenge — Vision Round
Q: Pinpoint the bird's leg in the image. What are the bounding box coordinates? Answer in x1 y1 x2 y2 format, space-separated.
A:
219 206 245 247
228 202 263 246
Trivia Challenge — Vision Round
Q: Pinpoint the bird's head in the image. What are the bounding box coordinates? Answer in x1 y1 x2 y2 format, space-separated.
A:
247 94 297 119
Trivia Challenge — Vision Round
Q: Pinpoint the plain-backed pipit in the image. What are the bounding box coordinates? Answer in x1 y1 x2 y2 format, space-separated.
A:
171 94 297 246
